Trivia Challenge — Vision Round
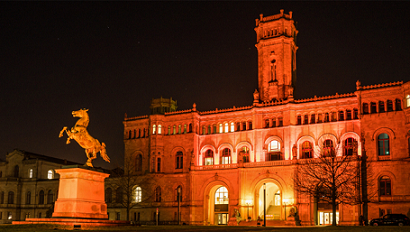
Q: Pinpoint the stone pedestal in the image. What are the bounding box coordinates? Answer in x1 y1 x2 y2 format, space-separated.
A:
52 166 109 219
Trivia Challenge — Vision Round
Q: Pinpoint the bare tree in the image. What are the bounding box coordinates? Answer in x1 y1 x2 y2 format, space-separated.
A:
108 155 157 221
294 142 372 226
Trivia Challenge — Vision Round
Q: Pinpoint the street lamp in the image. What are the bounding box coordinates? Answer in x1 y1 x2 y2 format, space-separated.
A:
263 183 266 227
245 200 251 221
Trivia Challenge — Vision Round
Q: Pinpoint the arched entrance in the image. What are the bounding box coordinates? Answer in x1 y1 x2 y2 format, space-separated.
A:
207 185 229 225
255 182 282 221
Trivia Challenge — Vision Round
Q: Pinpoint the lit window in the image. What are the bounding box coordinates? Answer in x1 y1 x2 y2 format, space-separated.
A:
240 147 250 163
323 140 334 157
158 125 162 134
378 133 390 156
221 148 231 164
224 123 228 133
29 169 33 178
152 125 156 135
230 122 234 132
267 140 281 161
274 190 281 206
184 124 187 133
215 186 228 204
407 95 410 108
219 124 223 133
8 212 12 220
269 141 280 152
204 150 214 166
301 141 313 159
344 138 357 156
47 170 53 179
178 125 181 134
135 187 142 203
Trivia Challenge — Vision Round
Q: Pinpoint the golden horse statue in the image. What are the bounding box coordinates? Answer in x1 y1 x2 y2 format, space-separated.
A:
59 109 110 167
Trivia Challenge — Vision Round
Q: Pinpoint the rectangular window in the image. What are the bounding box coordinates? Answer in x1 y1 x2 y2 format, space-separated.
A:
157 158 161 172
116 212 121 220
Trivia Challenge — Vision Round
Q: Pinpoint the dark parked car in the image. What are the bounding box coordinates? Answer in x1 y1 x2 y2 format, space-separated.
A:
370 214 410 226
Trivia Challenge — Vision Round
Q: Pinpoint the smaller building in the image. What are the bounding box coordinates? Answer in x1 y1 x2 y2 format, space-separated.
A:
0 149 80 224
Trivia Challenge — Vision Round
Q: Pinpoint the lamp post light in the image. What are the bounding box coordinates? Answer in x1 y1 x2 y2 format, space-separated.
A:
245 200 251 221
263 183 266 227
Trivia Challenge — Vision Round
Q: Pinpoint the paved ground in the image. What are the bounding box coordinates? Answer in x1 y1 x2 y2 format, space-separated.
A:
2 224 410 232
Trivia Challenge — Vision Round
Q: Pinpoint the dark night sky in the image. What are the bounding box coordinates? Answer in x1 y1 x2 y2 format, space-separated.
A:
1 2 410 169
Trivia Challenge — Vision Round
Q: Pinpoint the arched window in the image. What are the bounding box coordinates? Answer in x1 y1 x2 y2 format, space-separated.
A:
152 125 156 135
106 188 112 203
301 141 313 159
204 150 214 166
7 191 14 204
158 125 162 134
353 109 359 119
379 176 391 196
267 140 281 161
178 125 181 134
395 99 402 111
14 165 19 178
378 133 390 156
175 186 182 202
29 168 33 178
363 103 369 114
304 115 309 124
215 186 228 204
128 130 132 139
47 170 53 179
26 191 31 204
346 110 352 120
370 102 377 113
239 147 250 163
224 123 228 133
116 187 123 203
265 119 270 128
39 190 44 204
387 100 393 111
297 115 301 125
135 154 142 172
219 124 223 133
323 139 334 157
344 138 357 156
155 186 161 202
47 190 54 204
173 125 176 135
379 101 385 113
324 113 329 122
184 124 187 134
230 122 234 132
167 127 170 135
135 186 142 203
339 111 345 121
189 123 192 133
221 148 231 164
407 95 410 108
248 121 253 130
311 114 316 124
208 125 212 134
176 151 183 169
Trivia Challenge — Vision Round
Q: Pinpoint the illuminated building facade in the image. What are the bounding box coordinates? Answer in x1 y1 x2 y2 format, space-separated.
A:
0 150 80 224
119 10 410 226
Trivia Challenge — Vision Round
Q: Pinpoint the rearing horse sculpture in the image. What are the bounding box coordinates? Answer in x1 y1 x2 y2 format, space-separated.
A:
59 109 110 167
